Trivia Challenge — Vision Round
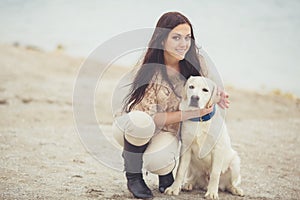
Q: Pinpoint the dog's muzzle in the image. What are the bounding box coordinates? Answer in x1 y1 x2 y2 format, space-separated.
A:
189 95 199 107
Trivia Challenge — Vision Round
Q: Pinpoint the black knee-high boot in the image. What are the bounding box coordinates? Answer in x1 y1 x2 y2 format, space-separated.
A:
122 138 153 199
158 171 174 193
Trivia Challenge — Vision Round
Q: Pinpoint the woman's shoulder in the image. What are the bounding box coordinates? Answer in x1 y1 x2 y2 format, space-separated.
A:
147 70 174 94
149 70 165 85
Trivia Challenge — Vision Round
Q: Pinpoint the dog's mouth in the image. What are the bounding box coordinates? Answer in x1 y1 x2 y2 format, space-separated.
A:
189 102 198 108
189 95 199 108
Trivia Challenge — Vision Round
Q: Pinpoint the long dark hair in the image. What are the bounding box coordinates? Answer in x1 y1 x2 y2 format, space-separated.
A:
124 12 202 112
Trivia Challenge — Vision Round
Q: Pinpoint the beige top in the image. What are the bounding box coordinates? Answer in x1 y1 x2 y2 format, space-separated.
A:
132 71 185 134
124 49 223 134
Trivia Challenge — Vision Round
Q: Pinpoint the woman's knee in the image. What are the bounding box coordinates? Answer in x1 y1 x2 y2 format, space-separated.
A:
112 111 155 146
143 132 179 175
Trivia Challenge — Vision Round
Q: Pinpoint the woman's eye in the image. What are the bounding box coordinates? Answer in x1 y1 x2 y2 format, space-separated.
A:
185 36 191 41
189 85 194 89
173 36 180 40
202 88 209 92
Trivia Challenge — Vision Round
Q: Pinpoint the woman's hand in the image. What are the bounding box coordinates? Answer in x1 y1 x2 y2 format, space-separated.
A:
199 106 214 117
184 106 214 120
155 106 215 126
217 88 230 109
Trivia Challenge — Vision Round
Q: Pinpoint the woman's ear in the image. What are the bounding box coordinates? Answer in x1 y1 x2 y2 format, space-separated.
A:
179 83 188 110
181 83 187 101
214 86 222 104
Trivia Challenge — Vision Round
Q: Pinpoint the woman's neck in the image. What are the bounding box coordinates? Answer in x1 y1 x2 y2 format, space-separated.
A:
164 52 180 72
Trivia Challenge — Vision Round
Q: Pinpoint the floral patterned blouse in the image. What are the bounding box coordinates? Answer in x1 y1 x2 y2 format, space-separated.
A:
132 70 185 134
128 50 221 135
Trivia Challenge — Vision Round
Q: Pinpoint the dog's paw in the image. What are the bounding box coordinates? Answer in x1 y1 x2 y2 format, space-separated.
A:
164 184 181 195
227 186 244 196
182 183 193 191
205 190 219 199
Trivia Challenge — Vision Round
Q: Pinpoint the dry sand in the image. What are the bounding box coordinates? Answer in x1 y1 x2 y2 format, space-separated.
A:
0 44 300 199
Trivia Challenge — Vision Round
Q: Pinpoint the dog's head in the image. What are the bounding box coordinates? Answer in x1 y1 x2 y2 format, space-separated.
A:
181 76 220 109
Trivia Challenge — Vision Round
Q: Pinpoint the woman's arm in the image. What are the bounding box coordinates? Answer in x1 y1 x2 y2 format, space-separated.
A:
153 106 214 127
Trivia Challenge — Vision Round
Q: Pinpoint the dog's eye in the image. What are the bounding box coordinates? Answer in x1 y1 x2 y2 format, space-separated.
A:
202 88 209 92
189 85 194 89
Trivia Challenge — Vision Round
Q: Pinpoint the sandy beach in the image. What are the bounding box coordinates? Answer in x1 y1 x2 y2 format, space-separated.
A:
1 44 300 199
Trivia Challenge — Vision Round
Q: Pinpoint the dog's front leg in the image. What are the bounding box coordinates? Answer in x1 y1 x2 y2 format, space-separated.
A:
165 147 192 195
205 150 224 199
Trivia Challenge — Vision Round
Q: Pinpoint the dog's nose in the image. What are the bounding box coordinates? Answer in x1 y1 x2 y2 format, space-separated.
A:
191 95 199 101
189 95 199 107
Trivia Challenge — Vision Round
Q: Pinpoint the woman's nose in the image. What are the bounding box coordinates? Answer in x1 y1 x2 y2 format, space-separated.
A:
179 38 188 47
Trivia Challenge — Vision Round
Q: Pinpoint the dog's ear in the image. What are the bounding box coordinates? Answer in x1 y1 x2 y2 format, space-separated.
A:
206 79 221 108
181 81 188 101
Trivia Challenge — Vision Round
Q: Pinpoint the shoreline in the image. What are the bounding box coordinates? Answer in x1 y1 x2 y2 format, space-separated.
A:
4 42 300 100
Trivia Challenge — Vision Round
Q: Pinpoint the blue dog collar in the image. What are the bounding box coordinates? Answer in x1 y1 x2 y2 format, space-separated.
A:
189 105 216 122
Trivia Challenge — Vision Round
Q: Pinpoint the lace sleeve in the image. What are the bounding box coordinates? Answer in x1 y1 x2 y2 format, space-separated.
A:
132 83 160 116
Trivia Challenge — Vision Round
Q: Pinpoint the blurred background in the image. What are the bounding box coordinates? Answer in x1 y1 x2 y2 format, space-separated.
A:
0 0 299 96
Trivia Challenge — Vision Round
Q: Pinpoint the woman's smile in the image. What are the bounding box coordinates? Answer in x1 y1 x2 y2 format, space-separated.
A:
163 23 191 62
175 48 188 55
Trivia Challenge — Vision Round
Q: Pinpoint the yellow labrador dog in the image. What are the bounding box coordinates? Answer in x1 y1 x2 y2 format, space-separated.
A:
165 76 244 199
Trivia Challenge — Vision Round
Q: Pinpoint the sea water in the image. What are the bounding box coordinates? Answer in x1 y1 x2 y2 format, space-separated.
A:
0 0 299 97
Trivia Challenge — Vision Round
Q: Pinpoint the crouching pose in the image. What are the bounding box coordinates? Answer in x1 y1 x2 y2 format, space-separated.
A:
112 11 229 199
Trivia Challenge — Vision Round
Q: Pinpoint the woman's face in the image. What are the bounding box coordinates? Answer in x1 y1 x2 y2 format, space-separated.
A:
163 23 192 61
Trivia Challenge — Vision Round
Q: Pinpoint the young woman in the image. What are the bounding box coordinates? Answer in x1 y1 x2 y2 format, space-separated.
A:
113 11 229 199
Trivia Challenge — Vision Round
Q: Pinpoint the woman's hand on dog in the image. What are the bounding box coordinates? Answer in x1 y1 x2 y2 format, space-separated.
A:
217 89 230 109
199 106 214 116
181 106 214 121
